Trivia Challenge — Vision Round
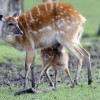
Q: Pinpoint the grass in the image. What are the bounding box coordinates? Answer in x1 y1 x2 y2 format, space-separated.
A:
0 38 25 66
0 82 100 100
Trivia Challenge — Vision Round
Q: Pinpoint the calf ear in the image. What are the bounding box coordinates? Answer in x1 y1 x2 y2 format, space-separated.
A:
13 10 21 19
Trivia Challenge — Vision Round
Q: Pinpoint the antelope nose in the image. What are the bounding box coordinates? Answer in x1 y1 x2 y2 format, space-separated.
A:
19 30 23 35
15 24 23 36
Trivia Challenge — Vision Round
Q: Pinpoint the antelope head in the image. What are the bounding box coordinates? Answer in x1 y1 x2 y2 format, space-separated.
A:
0 11 23 42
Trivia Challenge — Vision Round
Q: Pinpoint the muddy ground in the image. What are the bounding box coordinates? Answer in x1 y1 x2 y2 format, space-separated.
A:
0 40 100 88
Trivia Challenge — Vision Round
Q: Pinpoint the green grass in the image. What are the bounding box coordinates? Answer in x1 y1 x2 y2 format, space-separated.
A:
24 0 100 35
0 38 25 66
0 82 100 100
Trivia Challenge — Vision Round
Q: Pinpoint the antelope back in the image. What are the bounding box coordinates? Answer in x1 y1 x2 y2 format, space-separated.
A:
0 2 86 49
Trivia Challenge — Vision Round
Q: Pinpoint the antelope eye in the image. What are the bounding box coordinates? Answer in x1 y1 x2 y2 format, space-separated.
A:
8 23 14 26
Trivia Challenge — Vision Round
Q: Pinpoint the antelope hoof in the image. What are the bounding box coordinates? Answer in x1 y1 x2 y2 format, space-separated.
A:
71 80 78 88
88 79 93 85
32 83 35 88
22 83 27 90
49 82 54 87
35 84 39 89
22 87 27 91
71 83 76 88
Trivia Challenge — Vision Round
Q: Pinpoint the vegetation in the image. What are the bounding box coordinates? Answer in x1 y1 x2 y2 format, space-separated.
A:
0 82 100 100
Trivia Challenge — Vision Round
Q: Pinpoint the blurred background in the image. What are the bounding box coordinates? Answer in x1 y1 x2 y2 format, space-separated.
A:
0 0 100 90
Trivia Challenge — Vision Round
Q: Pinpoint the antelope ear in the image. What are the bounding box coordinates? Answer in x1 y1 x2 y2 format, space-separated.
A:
0 15 5 22
13 10 21 19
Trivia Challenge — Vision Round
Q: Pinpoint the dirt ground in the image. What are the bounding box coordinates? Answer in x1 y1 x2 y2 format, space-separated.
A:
0 40 100 87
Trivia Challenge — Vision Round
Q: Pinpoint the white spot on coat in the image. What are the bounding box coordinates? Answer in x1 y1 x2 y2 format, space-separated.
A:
39 22 42 24
60 6 64 9
66 26 72 31
67 20 70 23
60 13 64 15
36 19 38 21
63 11 66 14
56 2 59 9
61 19 65 21
52 18 55 22
59 30 65 35
66 16 69 19
58 15 61 18
69 9 72 11
61 48 66 54
38 26 52 32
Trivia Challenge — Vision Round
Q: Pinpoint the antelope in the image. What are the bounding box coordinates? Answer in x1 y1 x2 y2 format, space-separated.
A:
37 43 72 88
0 2 92 91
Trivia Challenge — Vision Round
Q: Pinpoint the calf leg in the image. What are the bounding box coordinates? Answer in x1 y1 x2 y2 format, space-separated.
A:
36 63 50 88
45 67 55 88
54 70 57 88
64 66 73 84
